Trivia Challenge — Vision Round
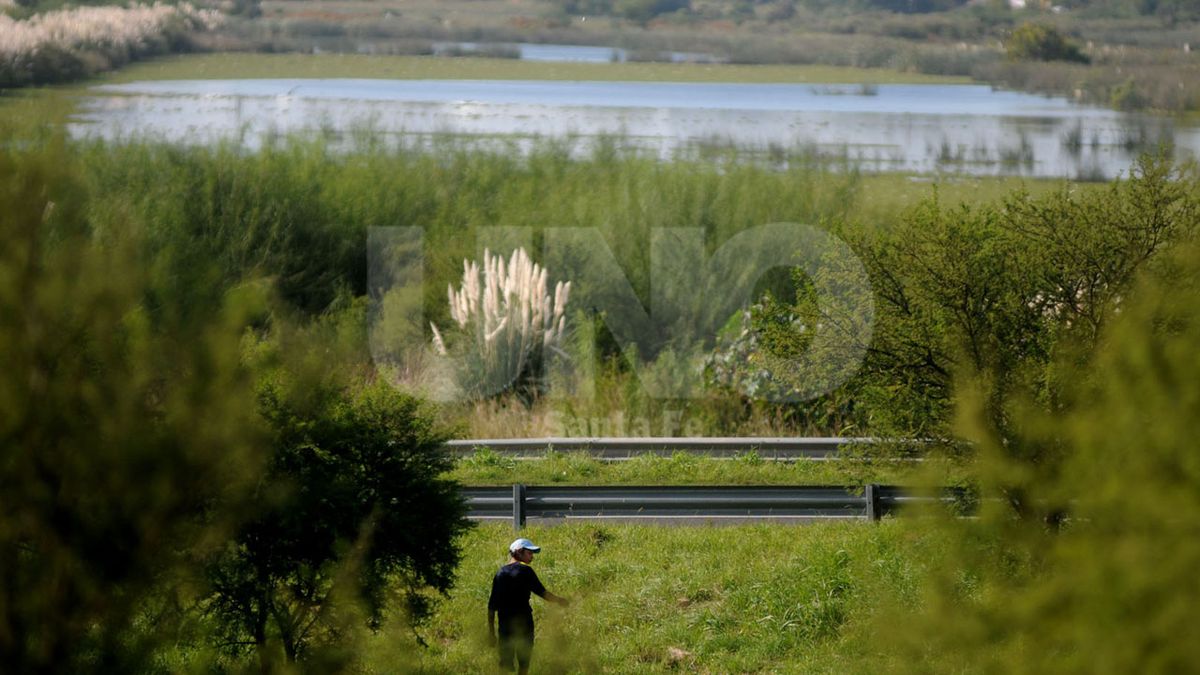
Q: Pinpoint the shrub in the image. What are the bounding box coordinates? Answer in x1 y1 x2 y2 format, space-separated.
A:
859 205 1200 675
1109 76 1148 110
0 133 268 671
205 375 470 669
1006 21 1090 63
0 3 221 89
614 0 690 22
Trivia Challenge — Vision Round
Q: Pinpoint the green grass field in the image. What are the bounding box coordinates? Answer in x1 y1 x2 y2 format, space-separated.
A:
98 52 971 85
354 520 938 674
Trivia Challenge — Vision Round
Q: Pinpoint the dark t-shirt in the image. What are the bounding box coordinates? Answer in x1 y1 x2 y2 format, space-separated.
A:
489 562 547 619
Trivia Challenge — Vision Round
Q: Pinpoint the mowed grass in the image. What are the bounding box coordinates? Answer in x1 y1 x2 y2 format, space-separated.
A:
446 449 959 487
359 520 940 673
98 52 971 85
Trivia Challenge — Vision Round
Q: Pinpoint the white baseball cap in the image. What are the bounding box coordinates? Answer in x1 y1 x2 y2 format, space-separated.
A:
509 538 541 553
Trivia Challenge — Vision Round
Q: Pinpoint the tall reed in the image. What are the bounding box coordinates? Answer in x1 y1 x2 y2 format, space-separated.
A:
0 3 221 88
433 247 571 401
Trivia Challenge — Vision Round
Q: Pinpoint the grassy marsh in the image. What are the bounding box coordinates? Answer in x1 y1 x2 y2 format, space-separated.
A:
98 52 972 85
0 110 1078 441
6 81 1199 672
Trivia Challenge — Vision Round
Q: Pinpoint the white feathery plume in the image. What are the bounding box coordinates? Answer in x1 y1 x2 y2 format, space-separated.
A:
1 4 223 78
430 322 447 356
432 247 572 397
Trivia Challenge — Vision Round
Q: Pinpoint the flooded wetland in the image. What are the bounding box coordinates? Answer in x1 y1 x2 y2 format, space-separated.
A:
74 60 1196 179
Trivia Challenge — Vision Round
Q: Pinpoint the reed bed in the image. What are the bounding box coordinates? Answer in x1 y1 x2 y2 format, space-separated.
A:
0 3 220 88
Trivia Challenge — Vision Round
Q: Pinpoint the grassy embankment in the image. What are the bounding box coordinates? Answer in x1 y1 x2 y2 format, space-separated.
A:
445 447 963 487
180 520 939 674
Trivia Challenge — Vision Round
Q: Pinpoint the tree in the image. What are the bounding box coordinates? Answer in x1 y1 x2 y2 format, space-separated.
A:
0 136 268 670
858 222 1200 674
1006 22 1090 63
854 156 1195 514
614 0 691 22
561 0 615 14
1 135 473 672
722 155 1197 498
204 365 472 669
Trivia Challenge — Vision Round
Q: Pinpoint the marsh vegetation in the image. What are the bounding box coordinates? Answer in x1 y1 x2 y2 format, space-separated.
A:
4 0 1200 670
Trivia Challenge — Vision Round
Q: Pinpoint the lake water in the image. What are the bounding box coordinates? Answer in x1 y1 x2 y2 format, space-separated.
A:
72 78 1196 178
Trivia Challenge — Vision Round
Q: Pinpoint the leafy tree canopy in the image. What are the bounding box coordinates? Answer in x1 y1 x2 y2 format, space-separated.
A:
0 134 268 671
205 319 471 669
1006 22 1090 63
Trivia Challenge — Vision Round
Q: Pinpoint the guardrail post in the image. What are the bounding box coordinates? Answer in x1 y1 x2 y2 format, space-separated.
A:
865 483 881 522
513 484 527 532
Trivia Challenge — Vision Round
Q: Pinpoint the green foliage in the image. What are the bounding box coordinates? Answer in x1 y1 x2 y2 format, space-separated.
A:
561 0 692 20
854 207 1200 675
0 134 268 670
0 131 474 672
204 355 470 667
349 521 943 673
1109 77 1149 110
704 278 870 435
446 450 951 486
72 136 858 364
1152 0 1200 20
1079 0 1200 19
851 155 1194 439
1006 22 1090 63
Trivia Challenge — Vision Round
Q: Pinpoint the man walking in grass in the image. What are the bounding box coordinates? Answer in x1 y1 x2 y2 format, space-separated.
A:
488 538 570 674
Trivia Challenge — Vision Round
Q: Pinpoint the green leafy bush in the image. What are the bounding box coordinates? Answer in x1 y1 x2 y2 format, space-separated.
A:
0 133 472 671
1006 22 1090 63
205 372 471 668
857 218 1200 675
0 134 268 671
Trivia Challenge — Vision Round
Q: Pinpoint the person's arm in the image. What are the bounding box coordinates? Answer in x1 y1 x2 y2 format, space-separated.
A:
543 590 570 607
528 567 570 607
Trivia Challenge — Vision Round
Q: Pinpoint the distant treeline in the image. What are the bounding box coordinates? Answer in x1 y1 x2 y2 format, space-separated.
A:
558 0 1200 18
559 0 968 19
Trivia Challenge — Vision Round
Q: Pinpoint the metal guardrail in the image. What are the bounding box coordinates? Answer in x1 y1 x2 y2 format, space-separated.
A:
447 437 894 461
464 484 969 530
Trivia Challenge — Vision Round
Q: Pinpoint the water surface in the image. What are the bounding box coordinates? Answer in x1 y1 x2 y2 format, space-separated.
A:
73 78 1194 178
